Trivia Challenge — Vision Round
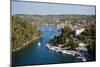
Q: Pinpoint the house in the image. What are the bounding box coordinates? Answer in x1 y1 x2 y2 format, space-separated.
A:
75 28 85 36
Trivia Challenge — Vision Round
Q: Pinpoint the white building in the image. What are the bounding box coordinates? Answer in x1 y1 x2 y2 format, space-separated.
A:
75 28 85 36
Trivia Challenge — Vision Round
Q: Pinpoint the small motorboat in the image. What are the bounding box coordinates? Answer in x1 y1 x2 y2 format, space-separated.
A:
77 56 87 62
38 42 41 47
82 57 87 61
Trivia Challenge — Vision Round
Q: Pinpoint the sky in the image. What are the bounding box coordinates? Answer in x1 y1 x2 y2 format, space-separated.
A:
11 1 96 15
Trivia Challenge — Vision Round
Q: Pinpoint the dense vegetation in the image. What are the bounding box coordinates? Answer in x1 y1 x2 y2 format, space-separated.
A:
78 23 96 59
12 16 40 51
50 26 78 48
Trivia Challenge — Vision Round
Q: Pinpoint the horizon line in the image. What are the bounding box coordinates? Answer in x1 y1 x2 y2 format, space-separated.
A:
12 13 96 16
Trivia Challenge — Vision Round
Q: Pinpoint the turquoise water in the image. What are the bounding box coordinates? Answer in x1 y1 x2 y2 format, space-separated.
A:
12 25 81 66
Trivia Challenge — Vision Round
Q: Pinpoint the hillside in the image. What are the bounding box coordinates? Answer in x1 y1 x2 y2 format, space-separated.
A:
11 16 41 52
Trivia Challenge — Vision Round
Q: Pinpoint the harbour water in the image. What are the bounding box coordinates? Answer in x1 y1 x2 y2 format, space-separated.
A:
12 25 86 66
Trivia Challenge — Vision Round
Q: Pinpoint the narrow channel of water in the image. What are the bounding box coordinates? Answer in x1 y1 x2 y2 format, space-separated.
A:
12 25 81 66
